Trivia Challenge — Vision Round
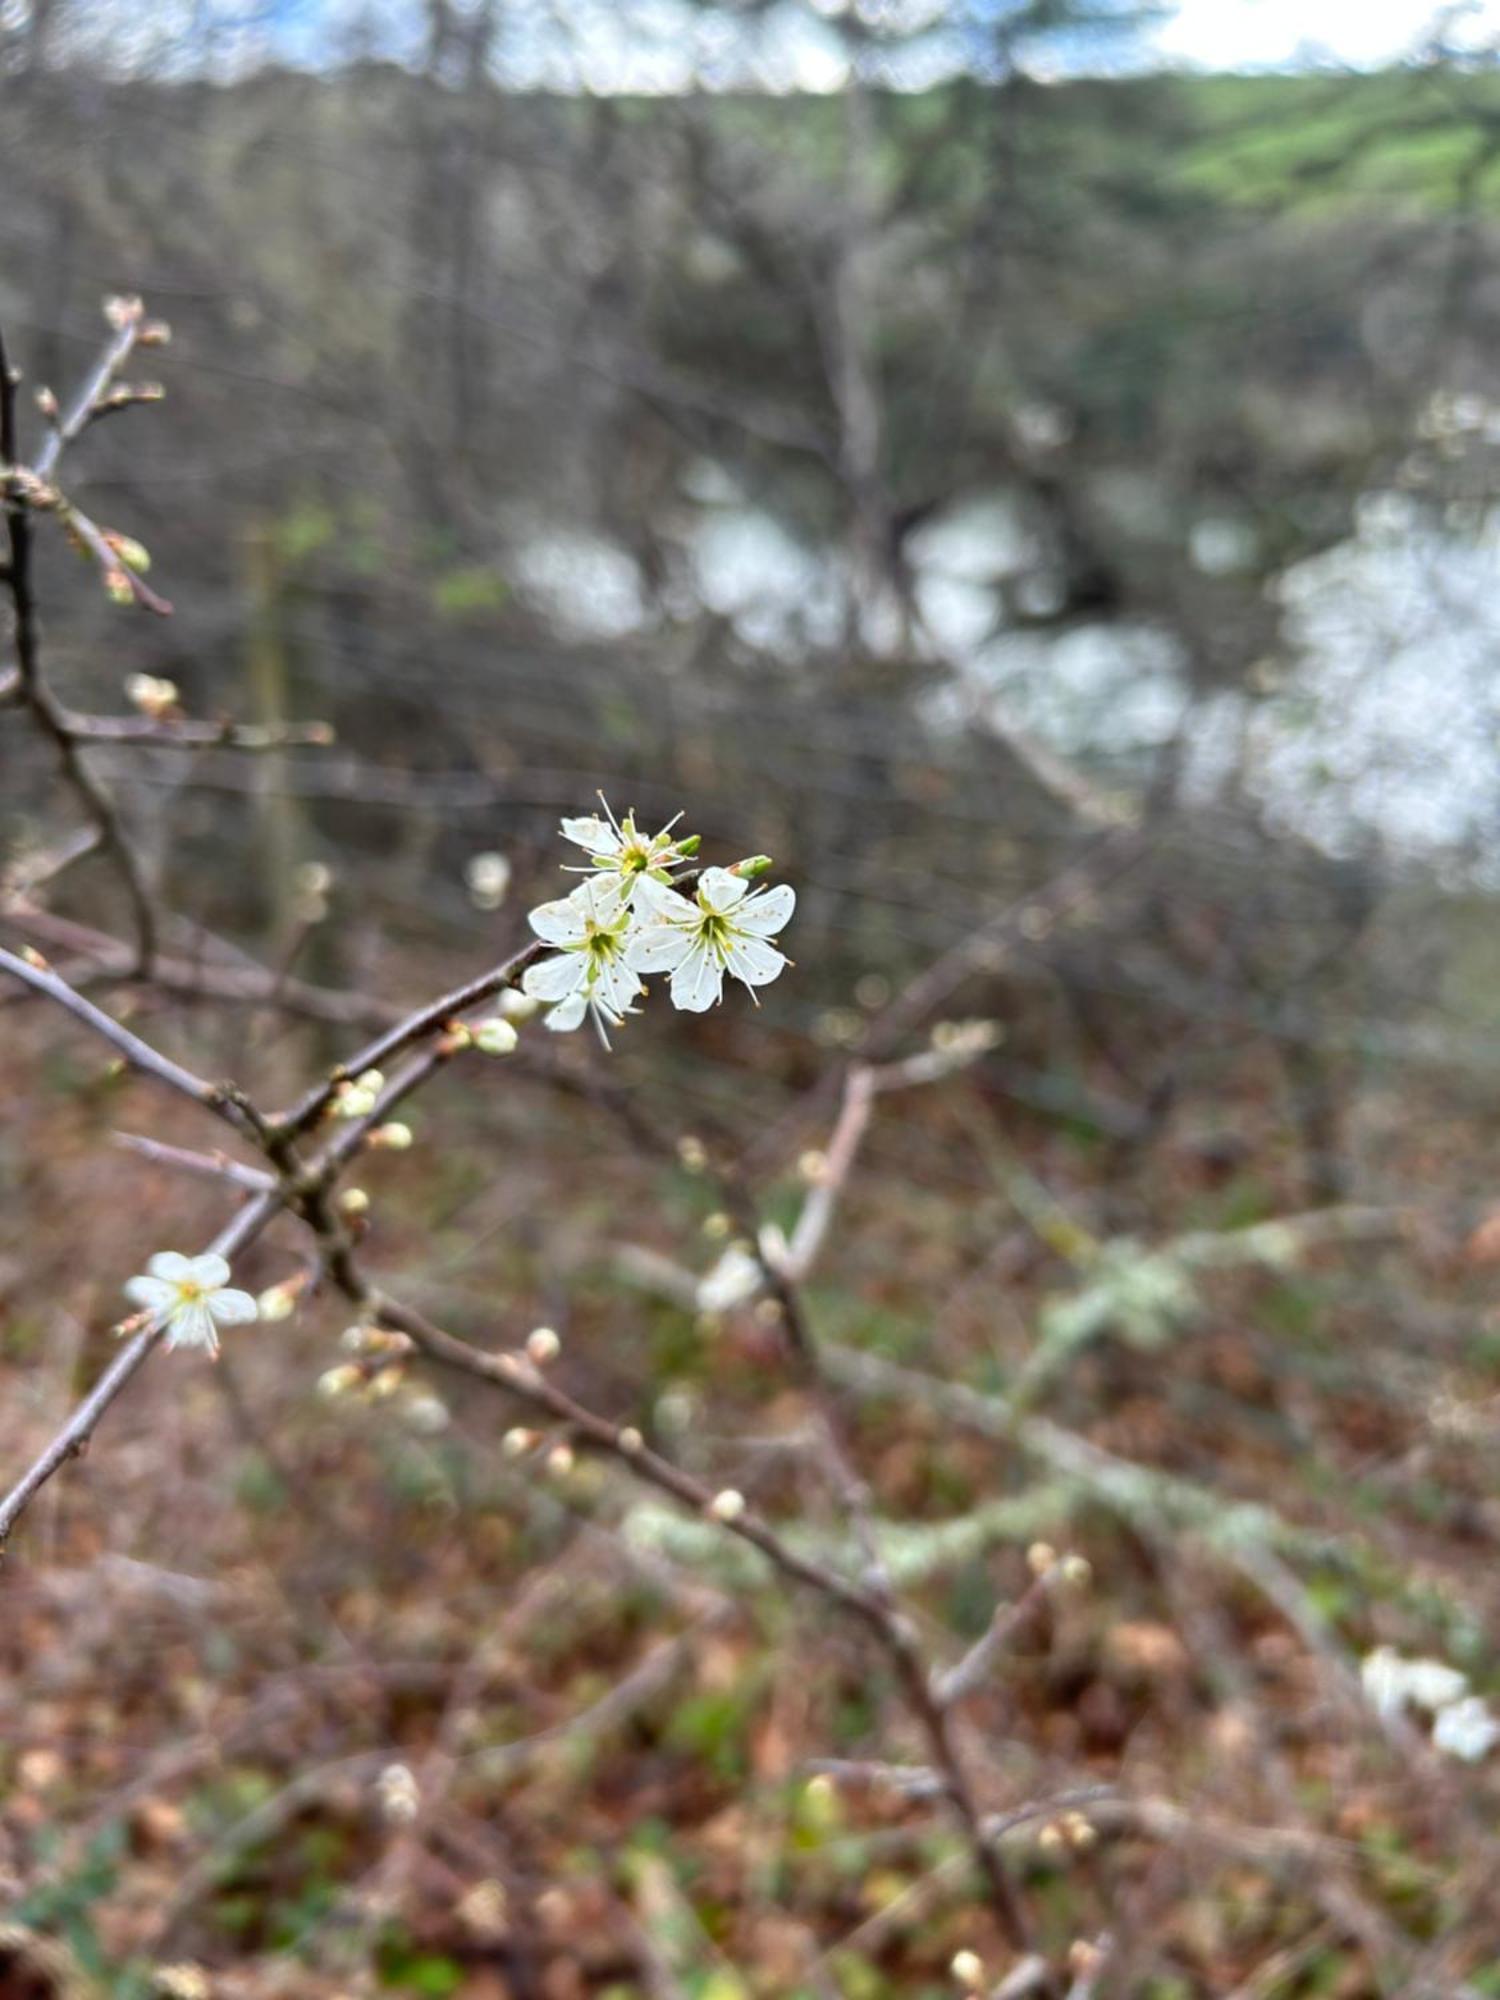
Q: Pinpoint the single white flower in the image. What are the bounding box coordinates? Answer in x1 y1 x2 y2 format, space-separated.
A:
560 796 697 902
628 867 794 1013
522 875 643 1042
1433 1694 1500 1762
696 1245 763 1314
124 1252 258 1355
1360 1646 1469 1721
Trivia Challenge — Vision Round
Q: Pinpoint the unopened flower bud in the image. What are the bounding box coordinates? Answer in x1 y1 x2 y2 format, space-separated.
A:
502 1427 537 1458
498 988 539 1023
545 1442 575 1478
677 1135 707 1172
106 533 151 574
318 1364 361 1398
256 1281 298 1322
707 1488 746 1523
473 1017 519 1057
618 1426 643 1454
702 1212 731 1241
35 386 58 421
377 1762 419 1824
1058 1554 1092 1590
526 1326 560 1365
465 851 511 910
370 1364 406 1399
950 1950 984 1989
1026 1542 1057 1579
368 1122 413 1151
797 1149 829 1185
338 1186 370 1218
405 1394 450 1434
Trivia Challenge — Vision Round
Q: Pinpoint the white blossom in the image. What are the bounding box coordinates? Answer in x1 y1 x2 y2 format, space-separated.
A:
628 867 794 1013
560 796 696 903
1433 1695 1500 1762
1360 1645 1469 1721
696 1245 763 1314
124 1252 258 1355
522 875 643 1041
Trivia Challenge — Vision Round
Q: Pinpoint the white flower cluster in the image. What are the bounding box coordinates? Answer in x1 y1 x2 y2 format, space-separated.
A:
521 800 795 1042
1360 1645 1500 1762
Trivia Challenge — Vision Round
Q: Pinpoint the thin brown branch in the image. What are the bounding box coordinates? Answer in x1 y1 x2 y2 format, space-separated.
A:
271 939 543 1142
0 942 270 1144
57 710 335 750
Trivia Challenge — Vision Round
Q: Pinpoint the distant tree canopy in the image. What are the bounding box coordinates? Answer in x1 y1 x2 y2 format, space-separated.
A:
3 10 1499 1025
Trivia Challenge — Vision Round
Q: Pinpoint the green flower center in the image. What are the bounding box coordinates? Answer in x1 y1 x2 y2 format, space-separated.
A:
697 910 733 955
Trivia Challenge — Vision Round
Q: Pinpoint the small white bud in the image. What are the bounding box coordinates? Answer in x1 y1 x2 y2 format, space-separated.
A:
338 1187 371 1217
707 1488 746 1523
473 1016 519 1057
405 1393 450 1434
377 1762 419 1824
318 1364 361 1398
465 851 512 911
368 1122 413 1151
1026 1541 1057 1579
701 1212 731 1241
124 672 178 717
502 1427 538 1458
950 1950 984 1989
499 988 540 1023
256 1281 298 1322
618 1426 644 1454
545 1442 575 1478
526 1326 560 1365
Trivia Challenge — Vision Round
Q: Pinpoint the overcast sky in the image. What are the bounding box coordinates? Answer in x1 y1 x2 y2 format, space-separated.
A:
1156 0 1495 67
90 0 1500 86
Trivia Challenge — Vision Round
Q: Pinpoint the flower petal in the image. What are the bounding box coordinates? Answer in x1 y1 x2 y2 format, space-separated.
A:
528 896 588 946
125 1275 176 1313
184 1253 231 1291
576 875 629 925
166 1301 218 1352
697 867 748 914
591 955 643 1013
724 934 787 988
634 874 694 923
626 923 693 974
523 952 588 1002
560 814 618 854
207 1287 259 1326
734 882 795 938
543 989 589 1032
670 941 724 1013
146 1251 194 1282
